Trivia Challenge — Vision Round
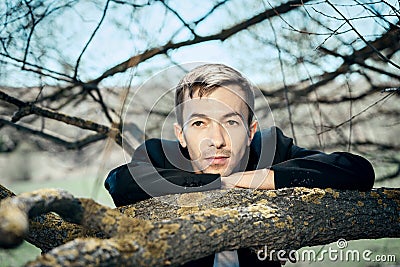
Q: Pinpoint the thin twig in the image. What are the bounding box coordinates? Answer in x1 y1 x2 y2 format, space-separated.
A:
345 75 353 152
74 0 111 80
22 0 36 68
326 0 400 70
159 0 197 37
0 52 75 82
265 1 297 144
301 60 324 150
317 92 395 135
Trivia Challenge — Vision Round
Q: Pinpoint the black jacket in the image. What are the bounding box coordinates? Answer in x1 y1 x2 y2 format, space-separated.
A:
104 126 375 266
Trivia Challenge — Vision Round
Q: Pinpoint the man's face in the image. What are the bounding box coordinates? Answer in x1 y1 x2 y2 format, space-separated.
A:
174 85 257 176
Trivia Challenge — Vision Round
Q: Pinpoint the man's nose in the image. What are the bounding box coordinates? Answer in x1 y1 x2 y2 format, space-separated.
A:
209 123 227 148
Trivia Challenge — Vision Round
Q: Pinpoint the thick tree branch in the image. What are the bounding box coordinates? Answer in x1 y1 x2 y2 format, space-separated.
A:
0 184 85 252
0 184 399 266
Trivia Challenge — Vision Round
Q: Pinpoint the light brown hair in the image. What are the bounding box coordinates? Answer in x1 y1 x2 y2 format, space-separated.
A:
175 64 255 126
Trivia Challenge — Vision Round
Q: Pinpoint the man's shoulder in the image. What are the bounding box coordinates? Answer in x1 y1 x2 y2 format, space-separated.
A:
250 126 292 167
142 138 161 149
133 138 191 168
138 138 179 152
252 126 284 147
258 126 285 138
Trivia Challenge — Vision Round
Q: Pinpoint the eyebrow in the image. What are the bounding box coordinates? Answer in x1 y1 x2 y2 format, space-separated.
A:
222 112 244 121
188 113 209 120
188 112 244 121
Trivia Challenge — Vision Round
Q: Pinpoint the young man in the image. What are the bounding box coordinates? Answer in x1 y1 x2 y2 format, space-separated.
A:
105 64 375 266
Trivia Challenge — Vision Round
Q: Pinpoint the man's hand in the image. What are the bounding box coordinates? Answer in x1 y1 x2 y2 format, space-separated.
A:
221 169 275 190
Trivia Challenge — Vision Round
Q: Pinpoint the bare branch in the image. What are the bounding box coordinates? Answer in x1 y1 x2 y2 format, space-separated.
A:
88 0 312 85
318 46 400 80
159 0 197 37
0 90 111 133
0 90 134 153
326 1 400 70
0 52 75 82
0 118 107 150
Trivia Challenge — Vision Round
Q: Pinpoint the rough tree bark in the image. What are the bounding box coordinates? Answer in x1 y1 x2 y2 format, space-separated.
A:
0 183 399 266
0 184 85 252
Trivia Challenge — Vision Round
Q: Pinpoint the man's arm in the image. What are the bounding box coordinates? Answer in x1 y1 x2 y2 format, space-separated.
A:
221 169 275 189
222 127 375 191
105 138 220 206
271 127 375 190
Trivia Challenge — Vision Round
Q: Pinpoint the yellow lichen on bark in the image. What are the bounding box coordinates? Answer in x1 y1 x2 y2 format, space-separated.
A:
271 214 294 230
325 188 339 198
101 211 117 226
285 215 294 229
158 223 181 238
177 206 200 216
192 224 207 232
274 221 286 229
177 192 206 207
253 221 263 227
383 189 400 199
370 191 380 198
209 225 228 237
383 189 400 210
297 187 326 204
200 208 239 218
251 189 277 202
247 199 278 219
176 192 208 216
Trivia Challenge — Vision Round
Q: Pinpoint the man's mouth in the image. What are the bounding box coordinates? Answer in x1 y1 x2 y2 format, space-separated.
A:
205 156 230 165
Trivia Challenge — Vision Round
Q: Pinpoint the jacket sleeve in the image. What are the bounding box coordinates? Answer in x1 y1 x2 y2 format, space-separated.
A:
105 139 220 207
270 127 375 191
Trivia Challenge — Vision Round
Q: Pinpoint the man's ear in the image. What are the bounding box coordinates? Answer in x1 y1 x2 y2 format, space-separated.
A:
247 120 258 146
174 123 187 148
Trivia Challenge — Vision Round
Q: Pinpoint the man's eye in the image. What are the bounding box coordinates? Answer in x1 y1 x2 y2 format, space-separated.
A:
192 121 205 127
226 120 239 126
